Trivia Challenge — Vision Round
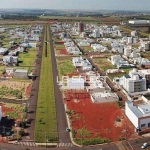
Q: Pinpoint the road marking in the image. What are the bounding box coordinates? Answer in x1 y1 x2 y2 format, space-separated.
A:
17 141 37 147
57 143 74 147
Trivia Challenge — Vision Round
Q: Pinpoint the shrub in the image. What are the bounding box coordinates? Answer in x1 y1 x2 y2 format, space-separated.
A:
74 138 111 146
118 137 126 141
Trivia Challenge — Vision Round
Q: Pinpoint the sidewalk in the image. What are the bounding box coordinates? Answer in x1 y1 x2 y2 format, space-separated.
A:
116 141 126 150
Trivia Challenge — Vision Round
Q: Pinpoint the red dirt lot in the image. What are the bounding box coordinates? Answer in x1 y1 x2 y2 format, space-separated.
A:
26 83 32 98
65 90 135 141
60 49 69 55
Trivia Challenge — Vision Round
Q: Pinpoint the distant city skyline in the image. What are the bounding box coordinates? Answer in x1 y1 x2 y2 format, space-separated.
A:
0 0 150 11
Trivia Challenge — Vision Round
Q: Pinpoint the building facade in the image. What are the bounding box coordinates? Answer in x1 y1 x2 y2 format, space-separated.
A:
122 69 146 93
78 21 84 33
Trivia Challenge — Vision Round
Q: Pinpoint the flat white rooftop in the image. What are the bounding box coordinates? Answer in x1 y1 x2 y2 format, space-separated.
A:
139 69 150 75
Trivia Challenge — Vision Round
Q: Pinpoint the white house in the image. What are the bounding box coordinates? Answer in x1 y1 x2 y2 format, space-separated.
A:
0 48 8 55
66 47 81 55
91 92 118 103
125 101 150 129
124 46 132 57
3 56 18 66
72 57 92 70
78 41 90 47
67 78 84 90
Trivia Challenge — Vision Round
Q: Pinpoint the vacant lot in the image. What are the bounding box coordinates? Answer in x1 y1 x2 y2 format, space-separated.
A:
56 57 76 78
141 52 150 60
18 50 37 66
65 90 135 142
0 80 31 99
81 46 94 52
1 103 25 120
93 58 116 72
108 68 133 80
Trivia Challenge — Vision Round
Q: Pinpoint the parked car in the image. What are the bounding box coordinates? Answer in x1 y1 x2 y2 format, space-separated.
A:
141 143 148 149
66 127 70 132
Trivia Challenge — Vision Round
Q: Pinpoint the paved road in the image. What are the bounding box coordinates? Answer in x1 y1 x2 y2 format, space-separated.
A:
127 137 150 150
49 26 71 143
0 142 118 150
25 27 45 140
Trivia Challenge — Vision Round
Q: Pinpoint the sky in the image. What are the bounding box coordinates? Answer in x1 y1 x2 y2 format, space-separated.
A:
0 0 150 11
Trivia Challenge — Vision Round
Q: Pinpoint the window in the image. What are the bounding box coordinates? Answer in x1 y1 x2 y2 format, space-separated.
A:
141 124 146 128
148 123 150 127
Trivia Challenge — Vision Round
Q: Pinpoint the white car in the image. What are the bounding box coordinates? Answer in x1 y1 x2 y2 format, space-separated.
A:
141 143 148 149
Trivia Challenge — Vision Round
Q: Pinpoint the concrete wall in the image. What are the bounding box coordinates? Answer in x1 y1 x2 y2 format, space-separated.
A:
125 104 139 128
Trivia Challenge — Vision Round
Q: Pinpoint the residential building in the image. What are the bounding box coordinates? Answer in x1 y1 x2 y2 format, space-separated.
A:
3 56 18 66
131 30 138 37
72 57 92 70
14 69 28 78
117 30 125 37
67 77 84 90
138 69 150 85
78 21 84 33
92 29 100 38
124 46 132 57
125 101 150 130
122 69 146 93
91 92 118 103
0 48 8 55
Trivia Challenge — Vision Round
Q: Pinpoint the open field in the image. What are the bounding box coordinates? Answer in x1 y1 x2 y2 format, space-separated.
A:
93 58 116 72
39 16 121 25
34 25 58 143
18 50 37 67
65 90 135 144
0 80 31 99
2 103 26 120
56 57 76 78
81 46 94 52
121 26 149 38
39 16 94 21
108 68 133 80
141 52 150 60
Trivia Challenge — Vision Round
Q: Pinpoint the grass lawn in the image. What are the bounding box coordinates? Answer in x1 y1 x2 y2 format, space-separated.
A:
18 51 37 66
0 66 7 75
81 46 94 52
55 44 65 49
39 15 94 21
72 35 81 39
4 103 26 120
108 68 133 80
56 57 76 78
141 52 150 60
35 25 58 143
101 42 111 47
93 58 116 72
28 47 38 51
53 36 62 42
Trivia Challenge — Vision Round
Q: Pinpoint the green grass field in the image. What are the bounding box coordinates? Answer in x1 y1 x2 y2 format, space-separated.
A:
108 68 133 80
18 50 37 66
39 15 94 21
34 25 58 143
81 46 94 52
93 58 116 72
56 57 76 78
